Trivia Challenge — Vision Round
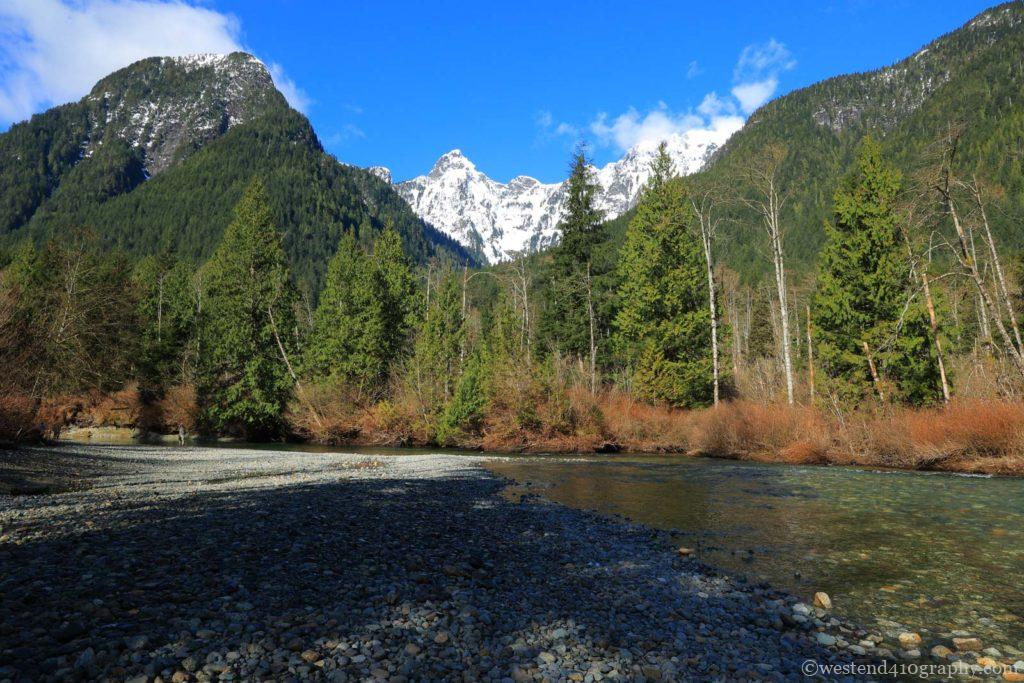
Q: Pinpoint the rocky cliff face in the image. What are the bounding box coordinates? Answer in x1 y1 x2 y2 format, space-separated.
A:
80 52 284 175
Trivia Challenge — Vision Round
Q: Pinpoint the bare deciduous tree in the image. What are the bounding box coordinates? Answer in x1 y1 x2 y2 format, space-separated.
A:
741 144 796 404
690 185 723 405
933 129 1024 380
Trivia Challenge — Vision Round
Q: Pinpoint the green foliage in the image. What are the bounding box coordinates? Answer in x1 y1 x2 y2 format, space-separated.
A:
372 227 421 355
303 227 420 397
613 158 713 408
197 180 296 438
133 253 197 388
436 350 488 446
408 269 465 412
813 139 941 405
539 145 612 359
304 234 389 395
1 234 139 396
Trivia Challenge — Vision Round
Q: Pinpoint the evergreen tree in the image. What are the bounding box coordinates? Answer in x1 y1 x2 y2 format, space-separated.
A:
409 269 464 412
197 179 296 437
304 233 390 395
133 253 197 387
436 349 488 446
812 138 941 405
372 226 420 359
613 155 714 408
540 144 609 359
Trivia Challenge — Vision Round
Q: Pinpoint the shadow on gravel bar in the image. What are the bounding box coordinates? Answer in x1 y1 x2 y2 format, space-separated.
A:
0 472 877 682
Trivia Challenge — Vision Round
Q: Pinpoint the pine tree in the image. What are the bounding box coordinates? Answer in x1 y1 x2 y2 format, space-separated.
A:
197 179 296 437
133 253 197 387
372 226 420 360
436 349 487 446
409 269 464 413
812 138 941 405
304 233 390 395
613 148 713 408
540 144 608 360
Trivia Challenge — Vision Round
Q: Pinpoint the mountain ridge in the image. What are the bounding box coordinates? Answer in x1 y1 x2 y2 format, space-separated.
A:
688 0 1024 279
0 51 474 291
378 128 732 263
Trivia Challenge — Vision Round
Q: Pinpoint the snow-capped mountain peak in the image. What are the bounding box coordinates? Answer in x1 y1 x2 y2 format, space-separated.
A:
380 127 735 263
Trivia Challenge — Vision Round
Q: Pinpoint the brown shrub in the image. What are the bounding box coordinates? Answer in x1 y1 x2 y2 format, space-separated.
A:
598 390 693 452
360 396 432 447
853 400 1024 469
89 382 144 427
0 394 40 441
286 380 366 443
688 401 830 462
155 383 199 433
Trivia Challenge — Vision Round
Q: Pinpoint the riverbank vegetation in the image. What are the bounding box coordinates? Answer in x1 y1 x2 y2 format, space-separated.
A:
2 130 1024 474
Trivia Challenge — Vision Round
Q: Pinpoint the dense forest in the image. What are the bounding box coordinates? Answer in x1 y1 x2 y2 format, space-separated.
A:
2 122 1024 474
0 52 473 297
3 4 1024 475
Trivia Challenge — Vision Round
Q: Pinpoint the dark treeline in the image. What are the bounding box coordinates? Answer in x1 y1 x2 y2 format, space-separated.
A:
1 130 1023 459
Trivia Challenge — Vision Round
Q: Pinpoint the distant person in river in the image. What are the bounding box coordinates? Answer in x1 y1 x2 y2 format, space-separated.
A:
178 424 186 446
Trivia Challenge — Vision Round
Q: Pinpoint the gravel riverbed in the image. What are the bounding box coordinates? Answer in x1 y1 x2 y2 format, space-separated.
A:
0 445 885 682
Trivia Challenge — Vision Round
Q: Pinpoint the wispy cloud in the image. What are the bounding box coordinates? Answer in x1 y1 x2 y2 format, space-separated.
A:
267 62 311 113
325 124 366 148
0 0 309 124
535 109 579 144
730 38 795 113
541 38 793 155
589 101 743 153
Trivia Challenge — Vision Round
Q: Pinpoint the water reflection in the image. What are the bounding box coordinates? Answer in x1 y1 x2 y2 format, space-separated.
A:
486 456 1024 651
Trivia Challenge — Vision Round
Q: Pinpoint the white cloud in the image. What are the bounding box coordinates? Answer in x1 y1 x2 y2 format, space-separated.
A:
0 0 308 124
590 103 706 151
697 92 736 118
268 62 311 113
536 109 579 142
325 123 366 147
589 103 743 154
731 79 779 114
558 38 793 154
733 38 795 83
730 38 795 114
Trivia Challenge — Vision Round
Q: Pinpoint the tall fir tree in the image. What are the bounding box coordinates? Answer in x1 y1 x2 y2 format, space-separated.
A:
372 226 420 359
613 147 713 407
812 138 941 405
409 269 465 412
304 233 390 395
540 144 609 359
133 253 197 388
198 178 297 437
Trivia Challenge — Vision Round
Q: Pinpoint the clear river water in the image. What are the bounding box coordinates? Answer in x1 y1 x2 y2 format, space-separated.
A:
483 454 1024 654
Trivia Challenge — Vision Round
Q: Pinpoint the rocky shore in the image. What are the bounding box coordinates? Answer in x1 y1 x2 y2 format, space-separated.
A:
1 445 886 681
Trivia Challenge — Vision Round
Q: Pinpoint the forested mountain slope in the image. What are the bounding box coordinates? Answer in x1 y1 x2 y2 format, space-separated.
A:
698 1 1024 280
0 52 472 292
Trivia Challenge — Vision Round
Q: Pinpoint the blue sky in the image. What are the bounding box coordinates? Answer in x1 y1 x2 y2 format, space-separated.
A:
0 0 998 183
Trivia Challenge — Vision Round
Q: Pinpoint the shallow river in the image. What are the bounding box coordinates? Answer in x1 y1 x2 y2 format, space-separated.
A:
485 455 1024 653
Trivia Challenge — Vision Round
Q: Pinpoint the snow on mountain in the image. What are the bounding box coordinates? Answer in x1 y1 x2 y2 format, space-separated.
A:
82 52 280 175
382 128 733 263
